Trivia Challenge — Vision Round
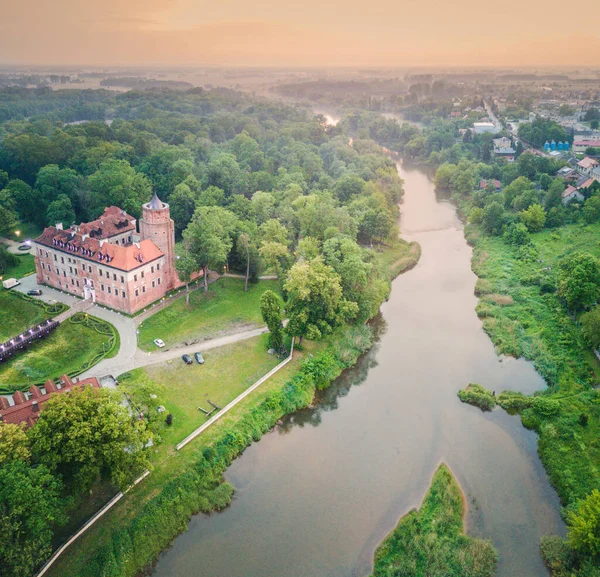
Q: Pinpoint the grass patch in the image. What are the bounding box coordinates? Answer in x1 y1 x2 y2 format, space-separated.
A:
0 289 66 342
0 313 115 392
458 384 496 412
2 253 36 278
7 221 43 242
137 278 278 351
371 464 498 577
373 240 421 280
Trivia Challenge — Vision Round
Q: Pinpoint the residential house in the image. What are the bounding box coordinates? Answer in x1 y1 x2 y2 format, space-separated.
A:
577 157 599 177
562 185 584 205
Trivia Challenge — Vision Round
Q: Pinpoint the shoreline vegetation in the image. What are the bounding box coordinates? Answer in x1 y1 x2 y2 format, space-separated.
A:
370 464 498 577
43 240 420 577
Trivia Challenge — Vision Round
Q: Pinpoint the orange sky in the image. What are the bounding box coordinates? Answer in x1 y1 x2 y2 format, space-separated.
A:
1 0 599 67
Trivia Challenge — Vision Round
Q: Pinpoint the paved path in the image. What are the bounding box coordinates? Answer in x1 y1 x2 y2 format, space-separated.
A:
13 271 272 382
0 237 33 255
78 325 269 380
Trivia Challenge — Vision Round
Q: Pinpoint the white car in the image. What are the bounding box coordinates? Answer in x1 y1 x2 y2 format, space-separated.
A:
154 339 165 348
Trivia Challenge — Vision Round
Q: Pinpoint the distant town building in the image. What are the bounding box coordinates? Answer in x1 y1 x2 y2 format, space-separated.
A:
473 122 496 134
479 179 502 191
492 137 516 161
577 157 599 176
0 375 100 427
33 193 186 314
573 140 600 153
562 185 584 205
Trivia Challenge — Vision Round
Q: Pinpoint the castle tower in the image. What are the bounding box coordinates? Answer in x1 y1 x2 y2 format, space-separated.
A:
139 192 176 291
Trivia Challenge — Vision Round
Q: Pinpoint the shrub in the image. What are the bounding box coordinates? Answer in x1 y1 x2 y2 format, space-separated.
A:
578 413 589 427
165 414 173 426
540 535 574 577
532 397 561 417
458 384 496 411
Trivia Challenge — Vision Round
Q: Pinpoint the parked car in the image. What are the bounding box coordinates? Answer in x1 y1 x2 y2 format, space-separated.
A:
181 354 193 365
27 289 42 296
194 352 204 364
153 338 165 348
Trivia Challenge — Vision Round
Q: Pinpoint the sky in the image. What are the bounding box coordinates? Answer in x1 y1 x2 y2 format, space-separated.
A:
1 0 599 68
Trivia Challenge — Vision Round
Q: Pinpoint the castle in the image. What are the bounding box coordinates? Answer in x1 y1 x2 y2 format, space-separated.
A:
33 193 181 314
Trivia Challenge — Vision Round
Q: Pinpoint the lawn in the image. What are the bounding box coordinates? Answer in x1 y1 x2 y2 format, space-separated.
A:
120 334 282 457
2 253 36 279
0 313 114 391
137 277 279 351
0 289 55 342
371 464 497 577
7 221 43 242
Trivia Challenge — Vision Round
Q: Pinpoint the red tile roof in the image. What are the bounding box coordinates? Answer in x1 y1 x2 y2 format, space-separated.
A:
0 375 101 427
563 185 580 197
73 207 136 239
35 228 163 272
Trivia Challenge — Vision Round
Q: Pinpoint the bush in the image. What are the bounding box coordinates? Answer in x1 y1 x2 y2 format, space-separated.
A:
165 414 173 426
540 535 574 577
532 397 561 417
458 384 496 411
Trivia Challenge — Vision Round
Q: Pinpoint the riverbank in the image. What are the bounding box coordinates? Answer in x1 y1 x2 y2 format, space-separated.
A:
44 240 420 577
456 208 600 575
370 464 497 577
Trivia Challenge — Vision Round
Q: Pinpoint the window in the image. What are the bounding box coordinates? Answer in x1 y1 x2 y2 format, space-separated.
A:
46 276 50 282
135 289 139 297
69 267 73 274
152 280 155 288
54 254 57 261
142 286 146 293
45 251 48 258
63 271 66 278
88 266 92 273
151 266 154 273
101 284 104 291
134 274 138 282
76 280 79 287
158 278 161 285
71 279 75 285
157 263 160 271
99 270 103 277
56 268 59 275
41 263 45 270
122 290 126 298
61 257 64 264
141 271 145 279
120 276 124 283
107 287 111 294
113 273 117 281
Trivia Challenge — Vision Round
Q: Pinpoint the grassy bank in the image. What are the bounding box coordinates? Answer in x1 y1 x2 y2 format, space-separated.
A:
0 312 116 392
137 278 278 351
44 240 421 577
371 464 497 577
373 240 421 280
459 218 600 576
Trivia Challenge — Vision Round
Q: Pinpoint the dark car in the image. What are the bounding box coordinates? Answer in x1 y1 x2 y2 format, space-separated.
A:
27 289 42 296
181 354 193 365
194 352 204 364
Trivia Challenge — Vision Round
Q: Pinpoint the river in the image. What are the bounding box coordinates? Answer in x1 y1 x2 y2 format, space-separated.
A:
151 161 564 577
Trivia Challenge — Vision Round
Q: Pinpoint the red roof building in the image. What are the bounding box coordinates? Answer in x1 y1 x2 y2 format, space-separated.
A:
0 375 100 428
33 195 184 314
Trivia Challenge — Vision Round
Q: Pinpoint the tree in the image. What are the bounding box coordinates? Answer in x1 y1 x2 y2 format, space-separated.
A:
86 159 152 219
28 386 151 492
0 461 64 577
519 204 546 232
183 206 236 293
0 423 30 465
482 202 505 236
284 258 358 344
175 245 197 304
582 195 600 224
434 162 457 190
169 182 197 238
237 232 253 292
3 179 34 222
504 223 530 246
296 236 321 261
334 174 366 202
0 205 19 237
581 308 600 350
567 489 600 556
544 179 566 211
260 290 284 351
557 252 600 311
46 194 75 227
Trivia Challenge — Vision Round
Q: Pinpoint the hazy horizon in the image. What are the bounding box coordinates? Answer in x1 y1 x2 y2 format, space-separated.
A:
2 0 599 68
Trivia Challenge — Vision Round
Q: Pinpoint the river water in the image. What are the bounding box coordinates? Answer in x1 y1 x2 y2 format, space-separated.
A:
152 161 564 577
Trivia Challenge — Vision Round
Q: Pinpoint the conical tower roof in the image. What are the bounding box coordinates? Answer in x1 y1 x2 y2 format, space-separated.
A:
148 191 164 210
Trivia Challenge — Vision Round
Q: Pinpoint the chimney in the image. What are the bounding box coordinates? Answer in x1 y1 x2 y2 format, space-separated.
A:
56 222 63 230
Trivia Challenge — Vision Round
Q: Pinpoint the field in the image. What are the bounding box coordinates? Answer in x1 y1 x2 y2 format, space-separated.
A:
137 278 279 351
121 334 282 456
371 464 497 577
0 289 54 342
0 313 115 391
